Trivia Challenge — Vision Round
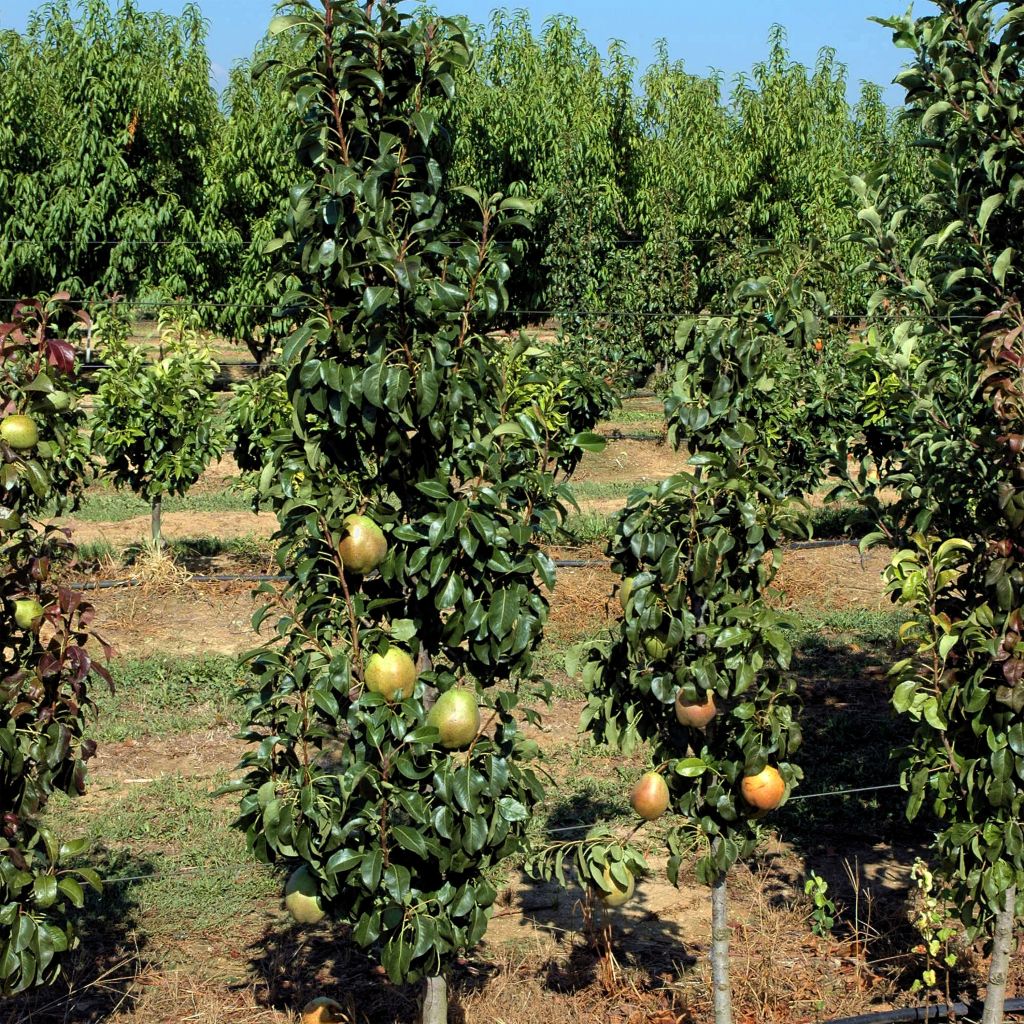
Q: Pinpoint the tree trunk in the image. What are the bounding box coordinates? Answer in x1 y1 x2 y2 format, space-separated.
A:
711 864 733 1024
982 884 1017 1024
421 975 447 1024
151 496 163 552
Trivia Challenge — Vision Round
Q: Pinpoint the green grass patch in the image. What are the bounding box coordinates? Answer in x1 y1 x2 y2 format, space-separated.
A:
552 510 617 545
55 775 278 941
568 480 639 503
70 486 255 523
602 406 663 426
542 772 634 835
75 533 273 567
787 607 902 648
170 534 273 560
74 538 119 563
91 655 246 742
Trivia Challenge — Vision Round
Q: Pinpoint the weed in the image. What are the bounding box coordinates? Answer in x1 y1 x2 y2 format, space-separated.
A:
804 871 838 937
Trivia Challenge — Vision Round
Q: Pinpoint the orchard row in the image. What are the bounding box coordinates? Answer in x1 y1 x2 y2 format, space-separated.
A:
3 4 1024 1024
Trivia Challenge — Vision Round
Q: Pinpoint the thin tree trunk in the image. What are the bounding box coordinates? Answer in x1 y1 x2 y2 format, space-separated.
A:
151 497 163 552
982 884 1017 1024
711 860 733 1024
421 975 447 1024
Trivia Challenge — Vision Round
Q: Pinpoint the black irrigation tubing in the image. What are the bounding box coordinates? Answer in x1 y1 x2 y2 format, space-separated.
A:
70 542 861 592
95 785 907 886
825 999 1024 1024
789 538 861 551
71 562 612 591
600 430 667 442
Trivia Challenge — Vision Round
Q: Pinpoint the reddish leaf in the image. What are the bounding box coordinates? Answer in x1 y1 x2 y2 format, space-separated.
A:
47 338 75 375
92 661 115 693
38 652 61 678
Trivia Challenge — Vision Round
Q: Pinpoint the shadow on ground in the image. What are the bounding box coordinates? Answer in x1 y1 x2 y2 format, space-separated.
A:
6 850 156 1023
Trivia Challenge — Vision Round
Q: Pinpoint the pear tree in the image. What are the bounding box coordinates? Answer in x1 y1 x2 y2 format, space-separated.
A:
0 295 111 996
230 4 598 1020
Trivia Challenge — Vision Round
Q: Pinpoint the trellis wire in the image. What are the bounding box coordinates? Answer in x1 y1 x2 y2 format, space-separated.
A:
69 540 860 592
92 782 905 888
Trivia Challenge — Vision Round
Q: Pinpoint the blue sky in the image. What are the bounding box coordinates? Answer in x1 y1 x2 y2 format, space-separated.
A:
0 0 922 103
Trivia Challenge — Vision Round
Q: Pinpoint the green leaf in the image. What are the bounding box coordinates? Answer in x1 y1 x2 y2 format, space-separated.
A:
978 193 1004 234
32 875 58 910
922 100 953 127
487 590 518 640
391 825 429 859
994 247 1014 286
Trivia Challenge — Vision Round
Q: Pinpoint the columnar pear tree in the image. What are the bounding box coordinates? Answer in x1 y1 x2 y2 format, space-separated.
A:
0 297 110 995
231 3 594 1020
846 3 1024 1020
570 273 845 1024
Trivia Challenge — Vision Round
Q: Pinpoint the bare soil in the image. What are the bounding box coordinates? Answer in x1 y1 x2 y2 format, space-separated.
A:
570 439 685 488
63 510 277 549
86 580 265 658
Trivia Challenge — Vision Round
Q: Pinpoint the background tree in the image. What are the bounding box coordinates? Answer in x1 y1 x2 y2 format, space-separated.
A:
204 31 307 364
90 311 223 550
0 0 220 304
447 11 632 317
844 3 1024 1020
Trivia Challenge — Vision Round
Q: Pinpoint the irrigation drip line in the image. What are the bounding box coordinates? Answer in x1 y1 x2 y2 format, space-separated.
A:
93 782 907 887
824 999 1024 1024
788 538 861 551
80 361 259 371
70 541 859 592
71 561 612 591
600 430 666 442
79 361 260 372
73 573 285 591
